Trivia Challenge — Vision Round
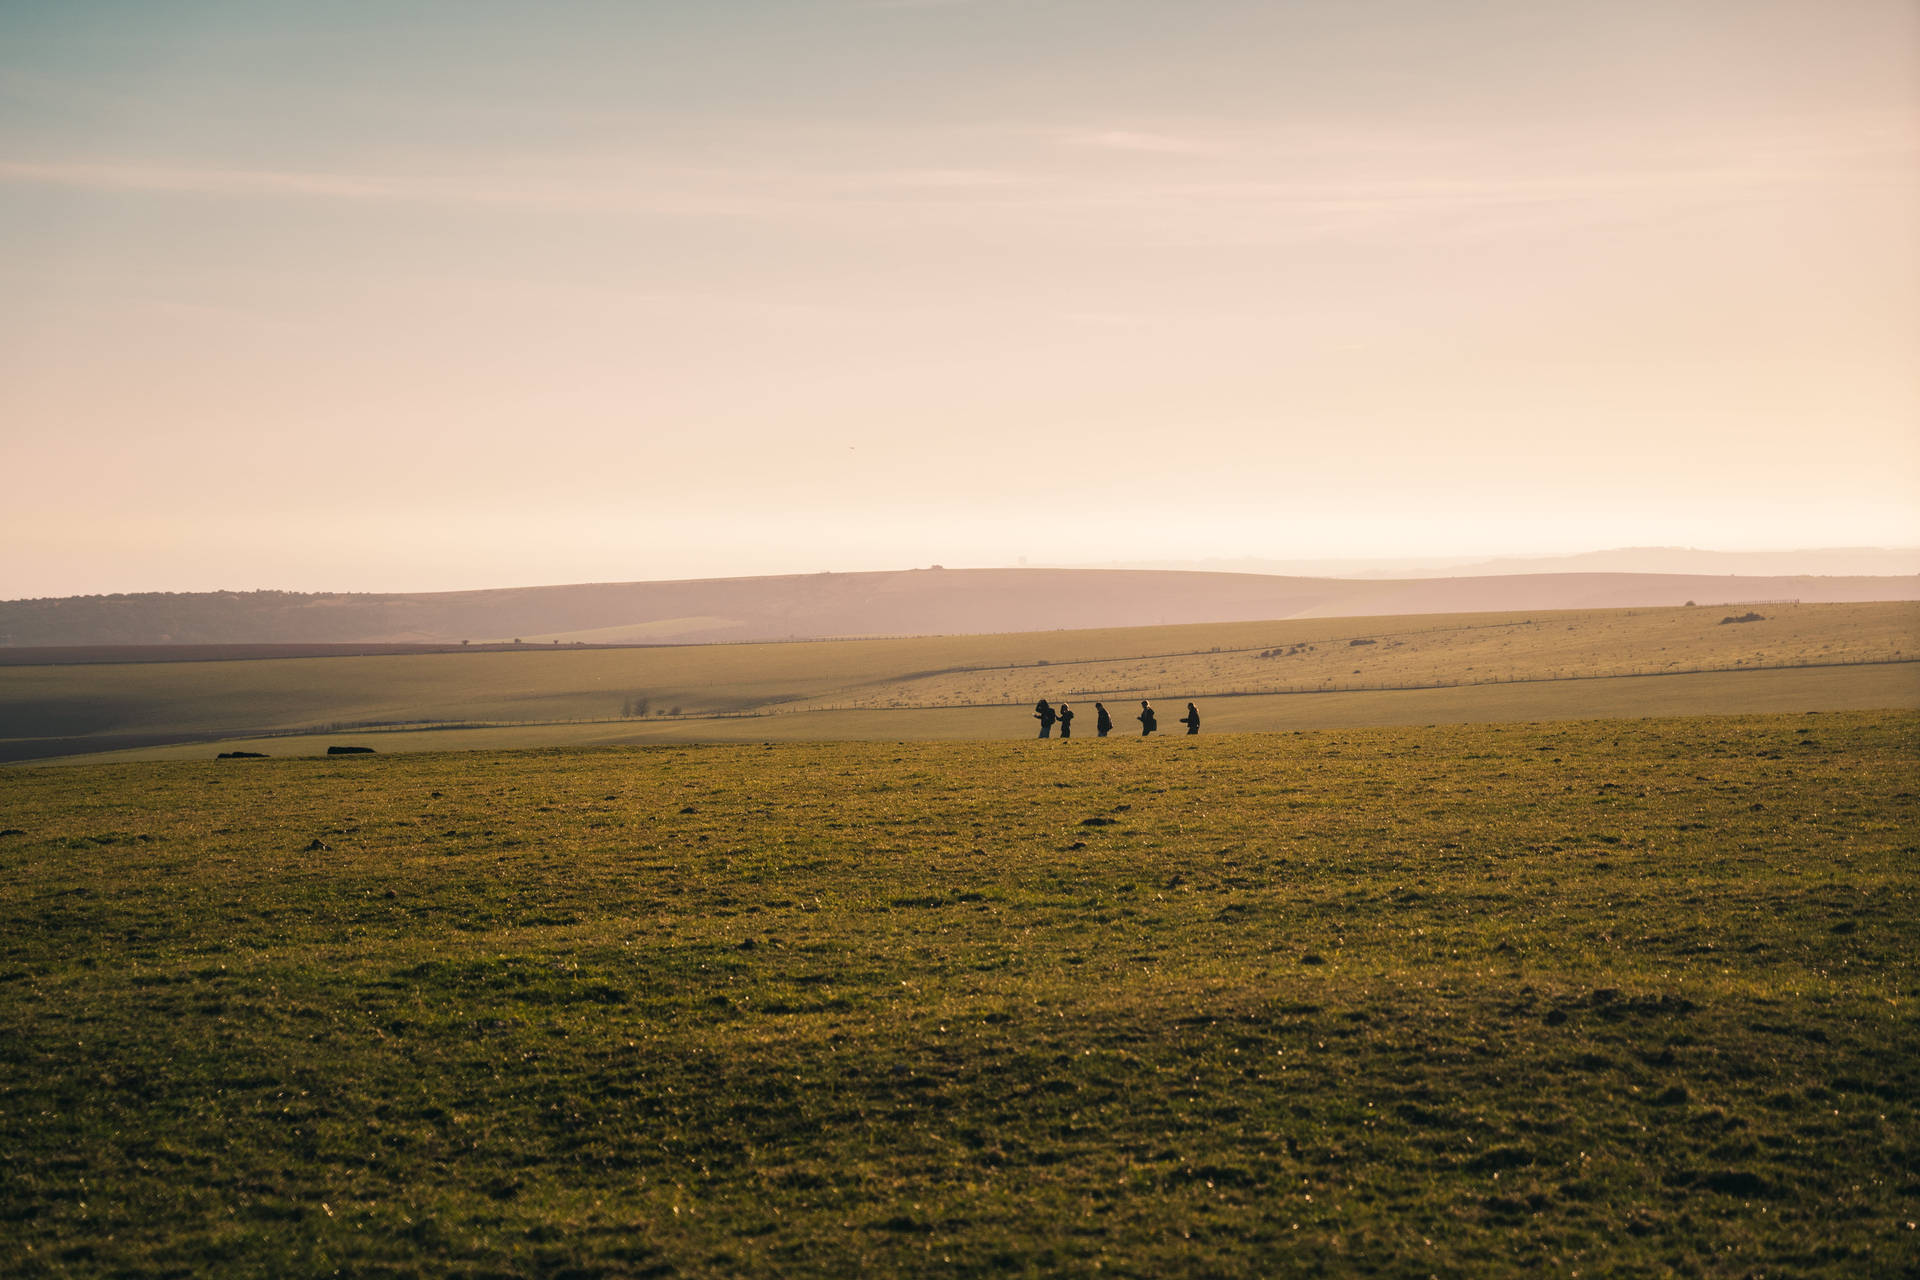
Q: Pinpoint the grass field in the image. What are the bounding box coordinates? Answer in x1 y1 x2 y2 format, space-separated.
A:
49 662 1920 764
3 711 1916 1276
784 601 1918 712
3 602 1916 762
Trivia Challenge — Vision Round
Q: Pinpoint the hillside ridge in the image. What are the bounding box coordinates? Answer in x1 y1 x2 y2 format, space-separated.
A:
3 566 1916 647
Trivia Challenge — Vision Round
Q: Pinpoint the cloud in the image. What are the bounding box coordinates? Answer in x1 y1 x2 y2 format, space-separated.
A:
0 158 779 217
0 159 418 201
0 159 668 211
851 167 1029 189
0 155 1041 215
1061 130 1228 156
3 126 1904 250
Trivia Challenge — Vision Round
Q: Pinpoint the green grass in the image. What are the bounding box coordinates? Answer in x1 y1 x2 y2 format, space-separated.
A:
3 602 1915 762
788 601 1920 712
48 660 1920 765
3 711 1916 1276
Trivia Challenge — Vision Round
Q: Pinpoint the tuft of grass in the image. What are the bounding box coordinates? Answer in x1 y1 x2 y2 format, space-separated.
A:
1 711 1916 1276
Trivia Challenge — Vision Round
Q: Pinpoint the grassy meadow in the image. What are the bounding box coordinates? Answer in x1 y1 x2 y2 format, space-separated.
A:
784 600 1918 712
3 602 1915 762
3 711 1917 1276
51 661 1919 765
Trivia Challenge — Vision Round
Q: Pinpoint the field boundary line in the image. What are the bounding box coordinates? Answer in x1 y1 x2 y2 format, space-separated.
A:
800 657 1920 713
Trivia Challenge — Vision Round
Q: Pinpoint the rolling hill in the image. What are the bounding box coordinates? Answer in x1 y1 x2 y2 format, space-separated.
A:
3 566 1916 648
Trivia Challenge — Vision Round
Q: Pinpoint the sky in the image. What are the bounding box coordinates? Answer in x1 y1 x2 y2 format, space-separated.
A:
2 0 1916 597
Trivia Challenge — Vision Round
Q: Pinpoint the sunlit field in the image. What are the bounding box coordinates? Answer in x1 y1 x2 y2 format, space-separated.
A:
4 711 1915 1276
4 602 1915 762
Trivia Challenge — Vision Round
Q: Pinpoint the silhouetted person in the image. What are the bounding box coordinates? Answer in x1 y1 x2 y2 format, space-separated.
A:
1181 702 1200 735
1058 703 1074 739
1094 702 1113 737
1034 699 1056 739
1138 700 1157 736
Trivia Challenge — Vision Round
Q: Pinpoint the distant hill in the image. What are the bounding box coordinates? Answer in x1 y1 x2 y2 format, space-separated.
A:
1425 547 1920 578
4 567 1917 649
1086 546 1920 580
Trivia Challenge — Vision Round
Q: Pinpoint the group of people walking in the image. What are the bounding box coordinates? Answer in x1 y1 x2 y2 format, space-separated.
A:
1032 698 1199 739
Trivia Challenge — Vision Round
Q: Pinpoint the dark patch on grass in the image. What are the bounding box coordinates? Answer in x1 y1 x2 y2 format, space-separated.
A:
1669 1169 1775 1197
1466 1145 1536 1172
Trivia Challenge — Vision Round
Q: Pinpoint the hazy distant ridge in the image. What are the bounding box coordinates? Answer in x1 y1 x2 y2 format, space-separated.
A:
1084 547 1920 580
3 567 1917 649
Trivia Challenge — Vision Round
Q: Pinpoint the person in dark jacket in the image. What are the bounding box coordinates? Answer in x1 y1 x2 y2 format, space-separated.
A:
1138 700 1157 736
1058 703 1074 739
1180 702 1201 735
1034 699 1056 738
1094 702 1113 737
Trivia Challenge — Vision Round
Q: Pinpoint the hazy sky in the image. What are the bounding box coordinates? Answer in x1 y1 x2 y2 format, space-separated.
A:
3 0 1916 596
